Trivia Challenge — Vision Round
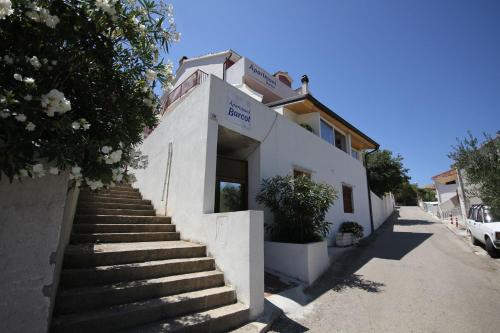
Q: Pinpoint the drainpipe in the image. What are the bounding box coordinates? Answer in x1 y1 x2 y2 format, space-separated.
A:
364 147 379 235
222 52 233 81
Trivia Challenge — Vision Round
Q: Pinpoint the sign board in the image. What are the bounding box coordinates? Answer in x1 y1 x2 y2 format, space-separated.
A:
247 61 277 90
227 92 251 129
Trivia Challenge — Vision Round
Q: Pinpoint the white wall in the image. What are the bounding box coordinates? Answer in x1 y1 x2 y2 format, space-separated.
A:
173 53 226 90
371 191 395 230
132 80 264 318
435 182 458 204
207 76 372 244
0 173 79 333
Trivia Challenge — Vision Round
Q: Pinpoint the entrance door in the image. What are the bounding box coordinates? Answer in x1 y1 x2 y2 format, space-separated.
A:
215 156 248 213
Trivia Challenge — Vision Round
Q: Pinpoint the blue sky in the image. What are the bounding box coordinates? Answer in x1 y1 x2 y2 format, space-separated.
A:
164 0 500 186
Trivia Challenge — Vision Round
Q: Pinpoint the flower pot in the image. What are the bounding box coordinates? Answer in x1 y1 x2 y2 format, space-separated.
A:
336 232 359 247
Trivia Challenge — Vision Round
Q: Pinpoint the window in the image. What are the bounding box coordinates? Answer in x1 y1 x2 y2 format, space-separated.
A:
342 185 354 213
334 130 347 152
351 149 359 160
215 181 246 213
294 169 311 179
320 119 334 145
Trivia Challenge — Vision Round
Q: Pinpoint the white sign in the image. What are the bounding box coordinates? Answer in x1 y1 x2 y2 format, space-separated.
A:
247 61 277 90
227 92 251 129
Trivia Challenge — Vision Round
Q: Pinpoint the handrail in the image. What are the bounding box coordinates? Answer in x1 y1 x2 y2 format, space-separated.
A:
159 69 209 115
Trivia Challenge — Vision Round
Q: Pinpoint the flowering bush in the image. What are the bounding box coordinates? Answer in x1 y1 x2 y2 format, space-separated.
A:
0 0 179 188
339 221 364 239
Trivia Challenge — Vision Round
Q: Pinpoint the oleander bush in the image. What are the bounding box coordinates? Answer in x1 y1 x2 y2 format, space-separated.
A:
256 174 337 243
339 221 364 239
0 0 179 189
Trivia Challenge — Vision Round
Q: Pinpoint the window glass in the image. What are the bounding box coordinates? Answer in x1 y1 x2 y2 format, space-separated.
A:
320 120 334 145
334 130 347 152
475 207 484 222
342 185 354 213
483 207 498 223
216 181 244 213
351 149 359 160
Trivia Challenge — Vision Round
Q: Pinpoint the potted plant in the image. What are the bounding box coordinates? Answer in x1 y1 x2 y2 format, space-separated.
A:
257 175 337 285
336 221 364 247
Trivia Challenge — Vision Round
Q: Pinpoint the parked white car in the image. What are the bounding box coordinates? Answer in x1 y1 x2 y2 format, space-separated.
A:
466 205 500 258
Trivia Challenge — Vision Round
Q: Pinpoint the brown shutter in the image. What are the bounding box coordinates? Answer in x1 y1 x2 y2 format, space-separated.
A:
343 185 353 213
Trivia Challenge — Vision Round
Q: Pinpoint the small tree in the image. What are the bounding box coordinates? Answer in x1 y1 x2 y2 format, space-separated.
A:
256 175 337 243
416 187 436 202
395 182 418 206
366 150 410 197
0 0 179 188
448 132 500 214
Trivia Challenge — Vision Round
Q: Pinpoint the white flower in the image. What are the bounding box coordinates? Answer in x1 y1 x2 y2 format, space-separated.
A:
49 166 59 175
0 109 9 118
82 122 90 130
70 165 82 180
24 94 32 101
101 146 113 154
19 169 28 177
86 178 104 190
95 0 117 16
3 55 13 64
29 56 41 69
145 69 157 81
32 163 45 178
71 121 80 130
15 113 27 122
24 77 35 84
0 0 13 20
173 32 181 43
110 149 122 163
41 89 71 117
26 122 36 131
0 95 5 103
112 168 124 182
14 73 22 81
26 7 60 28
138 24 146 32
51 60 57 65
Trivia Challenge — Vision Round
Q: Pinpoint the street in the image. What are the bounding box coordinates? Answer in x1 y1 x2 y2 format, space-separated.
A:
270 206 500 333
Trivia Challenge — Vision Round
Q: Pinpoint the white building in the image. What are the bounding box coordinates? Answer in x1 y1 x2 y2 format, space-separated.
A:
132 50 393 315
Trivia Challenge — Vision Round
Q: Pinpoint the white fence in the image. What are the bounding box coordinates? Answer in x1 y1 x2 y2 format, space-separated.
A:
371 192 396 230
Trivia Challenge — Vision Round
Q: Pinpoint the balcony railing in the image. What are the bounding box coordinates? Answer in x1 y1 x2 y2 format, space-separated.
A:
159 69 209 115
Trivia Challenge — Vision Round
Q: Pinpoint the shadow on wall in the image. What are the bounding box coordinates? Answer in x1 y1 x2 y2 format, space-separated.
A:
283 209 433 307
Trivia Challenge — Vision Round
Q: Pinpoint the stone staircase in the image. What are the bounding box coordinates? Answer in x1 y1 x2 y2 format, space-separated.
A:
51 184 249 333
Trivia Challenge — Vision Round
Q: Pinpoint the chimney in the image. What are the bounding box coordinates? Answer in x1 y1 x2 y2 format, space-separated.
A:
179 56 188 66
301 75 309 95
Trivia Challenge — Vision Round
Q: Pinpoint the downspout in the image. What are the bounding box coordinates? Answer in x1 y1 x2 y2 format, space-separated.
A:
222 52 233 82
364 146 379 235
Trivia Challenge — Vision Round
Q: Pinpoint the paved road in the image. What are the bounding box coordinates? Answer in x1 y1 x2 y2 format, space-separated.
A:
270 206 500 333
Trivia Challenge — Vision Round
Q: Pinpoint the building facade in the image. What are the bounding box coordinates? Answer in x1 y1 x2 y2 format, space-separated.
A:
132 50 391 314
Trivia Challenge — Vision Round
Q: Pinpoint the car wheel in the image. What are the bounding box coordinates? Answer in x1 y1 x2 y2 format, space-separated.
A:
469 230 479 246
485 237 499 258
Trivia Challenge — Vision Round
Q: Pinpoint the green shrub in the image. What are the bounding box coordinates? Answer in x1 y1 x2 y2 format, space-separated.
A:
256 175 337 243
339 221 364 238
300 123 314 133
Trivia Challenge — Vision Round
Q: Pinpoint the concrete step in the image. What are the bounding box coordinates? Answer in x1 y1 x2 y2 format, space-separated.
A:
70 232 181 244
64 241 206 268
56 271 225 314
81 187 140 194
121 303 250 333
79 197 152 205
78 202 154 211
73 223 175 234
80 192 142 199
60 257 216 288
77 207 156 216
75 215 170 225
51 286 237 333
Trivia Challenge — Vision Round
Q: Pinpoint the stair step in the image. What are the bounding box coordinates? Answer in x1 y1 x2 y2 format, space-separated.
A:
78 202 154 210
56 271 225 314
73 224 175 233
121 303 249 333
51 286 237 333
77 208 156 216
75 215 171 224
81 187 139 194
71 232 181 244
79 197 152 205
80 192 142 199
60 257 215 288
64 241 206 268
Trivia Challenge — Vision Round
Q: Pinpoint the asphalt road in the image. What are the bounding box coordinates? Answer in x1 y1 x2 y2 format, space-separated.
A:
270 206 500 333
